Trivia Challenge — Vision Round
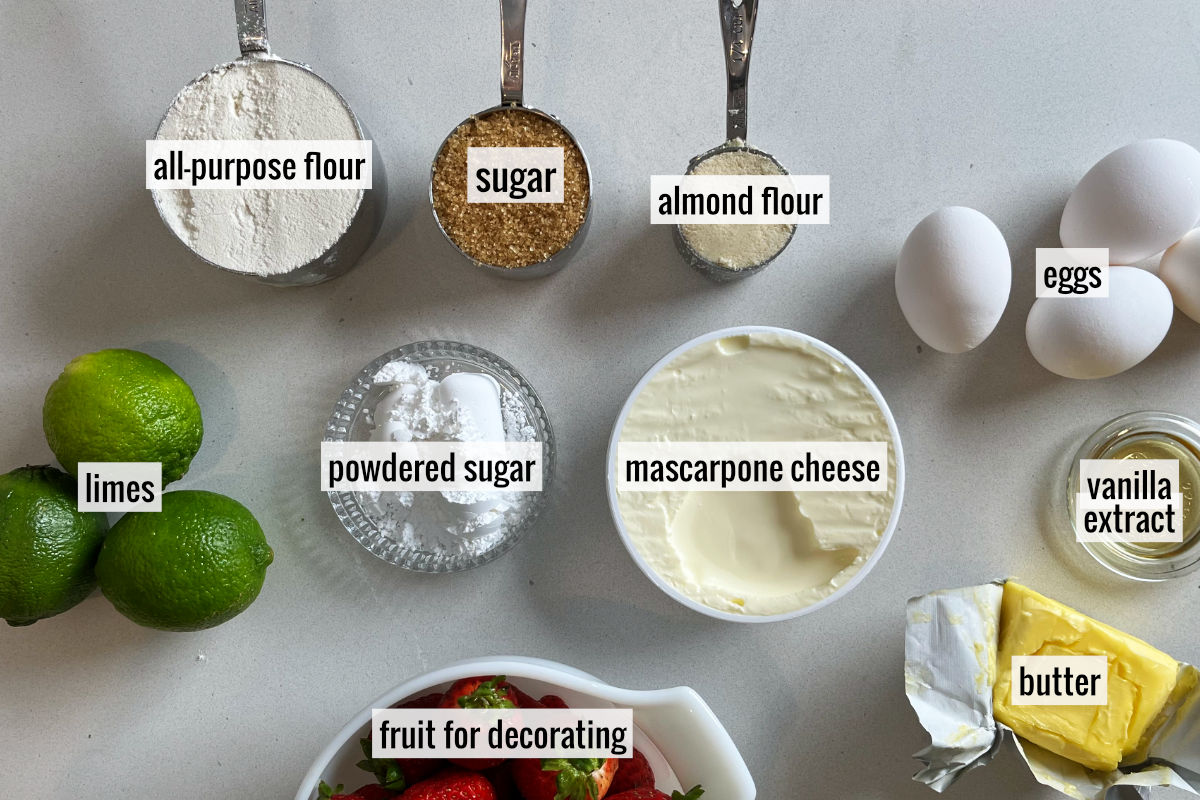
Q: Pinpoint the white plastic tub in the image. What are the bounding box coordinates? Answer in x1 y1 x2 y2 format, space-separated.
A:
606 325 905 623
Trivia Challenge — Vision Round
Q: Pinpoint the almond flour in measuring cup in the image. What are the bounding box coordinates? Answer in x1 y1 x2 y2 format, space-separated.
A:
679 146 795 271
153 59 363 277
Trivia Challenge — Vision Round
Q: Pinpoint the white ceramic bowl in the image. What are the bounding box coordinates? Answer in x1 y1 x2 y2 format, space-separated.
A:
605 325 905 623
295 656 754 800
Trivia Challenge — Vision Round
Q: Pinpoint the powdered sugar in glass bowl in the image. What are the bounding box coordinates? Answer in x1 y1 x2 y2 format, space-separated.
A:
324 341 554 572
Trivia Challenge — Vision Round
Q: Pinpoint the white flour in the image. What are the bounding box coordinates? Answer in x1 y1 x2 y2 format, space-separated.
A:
358 360 534 555
154 58 362 275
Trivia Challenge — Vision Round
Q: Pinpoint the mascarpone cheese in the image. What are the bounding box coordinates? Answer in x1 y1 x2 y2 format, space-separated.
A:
615 331 897 615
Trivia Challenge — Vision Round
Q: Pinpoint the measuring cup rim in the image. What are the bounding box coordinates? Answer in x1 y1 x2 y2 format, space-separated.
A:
686 140 788 176
152 54 368 144
427 103 594 276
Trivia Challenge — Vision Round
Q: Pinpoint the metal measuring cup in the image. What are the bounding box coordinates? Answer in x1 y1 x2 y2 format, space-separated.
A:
429 0 593 280
150 0 386 287
674 0 796 282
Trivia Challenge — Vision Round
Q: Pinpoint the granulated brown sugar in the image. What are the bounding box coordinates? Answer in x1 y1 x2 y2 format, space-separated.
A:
432 107 589 269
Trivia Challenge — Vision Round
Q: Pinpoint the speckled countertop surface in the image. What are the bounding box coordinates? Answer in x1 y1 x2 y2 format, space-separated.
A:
2 2 1199 797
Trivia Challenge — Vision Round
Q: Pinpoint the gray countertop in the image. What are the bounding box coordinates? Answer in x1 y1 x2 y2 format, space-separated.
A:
3 1 1199 797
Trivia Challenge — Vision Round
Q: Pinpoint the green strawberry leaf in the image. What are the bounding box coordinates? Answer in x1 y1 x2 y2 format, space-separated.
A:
355 737 407 791
672 787 705 800
317 781 343 800
541 758 604 800
381 765 406 791
457 675 516 709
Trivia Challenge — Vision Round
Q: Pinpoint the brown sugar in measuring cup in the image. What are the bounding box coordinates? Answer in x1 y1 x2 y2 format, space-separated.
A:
429 0 593 279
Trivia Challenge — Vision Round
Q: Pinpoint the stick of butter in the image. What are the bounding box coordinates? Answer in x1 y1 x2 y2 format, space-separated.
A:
992 582 1179 772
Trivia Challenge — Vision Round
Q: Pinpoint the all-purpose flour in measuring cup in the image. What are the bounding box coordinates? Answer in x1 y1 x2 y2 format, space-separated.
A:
151 1 382 285
154 58 364 279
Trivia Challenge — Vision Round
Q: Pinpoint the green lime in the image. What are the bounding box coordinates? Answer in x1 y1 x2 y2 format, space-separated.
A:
96 490 272 631
0 465 109 626
42 349 203 484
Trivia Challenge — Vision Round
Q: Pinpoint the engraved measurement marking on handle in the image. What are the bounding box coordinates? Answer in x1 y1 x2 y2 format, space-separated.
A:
729 14 746 62
727 89 746 117
504 41 522 83
237 0 268 53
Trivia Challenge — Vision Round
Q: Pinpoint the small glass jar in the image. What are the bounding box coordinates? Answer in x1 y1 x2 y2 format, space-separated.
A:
1067 411 1200 581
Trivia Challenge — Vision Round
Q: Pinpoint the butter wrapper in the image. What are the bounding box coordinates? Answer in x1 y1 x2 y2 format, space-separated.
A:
904 583 1200 800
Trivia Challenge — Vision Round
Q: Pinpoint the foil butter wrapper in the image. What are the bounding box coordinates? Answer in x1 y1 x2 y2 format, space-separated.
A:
904 583 1200 800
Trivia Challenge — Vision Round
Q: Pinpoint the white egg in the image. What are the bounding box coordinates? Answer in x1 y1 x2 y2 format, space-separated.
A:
1060 139 1200 265
1159 227 1200 324
1025 266 1173 379
895 206 1011 353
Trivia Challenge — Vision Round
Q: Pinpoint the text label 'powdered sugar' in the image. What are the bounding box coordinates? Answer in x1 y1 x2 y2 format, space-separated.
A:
321 442 542 493
616 441 887 491
467 147 565 203
146 140 373 189
650 175 830 224
371 709 633 758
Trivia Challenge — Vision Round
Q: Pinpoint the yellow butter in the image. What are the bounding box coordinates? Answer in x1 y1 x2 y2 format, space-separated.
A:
993 582 1178 772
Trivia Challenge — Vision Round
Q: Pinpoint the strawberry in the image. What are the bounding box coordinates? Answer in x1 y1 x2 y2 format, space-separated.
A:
348 786 398 800
482 762 519 800
439 676 518 770
356 736 440 791
439 676 518 710
511 757 618 800
608 749 654 794
448 756 507 771
395 691 445 709
605 786 703 800
538 694 569 709
316 782 397 800
512 687 546 709
401 770 497 800
368 692 446 776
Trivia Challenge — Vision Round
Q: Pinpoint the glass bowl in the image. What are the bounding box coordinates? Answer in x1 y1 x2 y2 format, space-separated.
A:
1066 411 1200 581
324 341 554 572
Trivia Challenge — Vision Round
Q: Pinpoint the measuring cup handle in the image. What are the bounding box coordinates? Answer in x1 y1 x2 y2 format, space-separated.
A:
719 0 757 142
500 0 526 105
236 0 270 55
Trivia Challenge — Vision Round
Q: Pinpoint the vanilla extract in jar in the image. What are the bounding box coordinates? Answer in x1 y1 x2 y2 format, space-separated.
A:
1067 411 1200 580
